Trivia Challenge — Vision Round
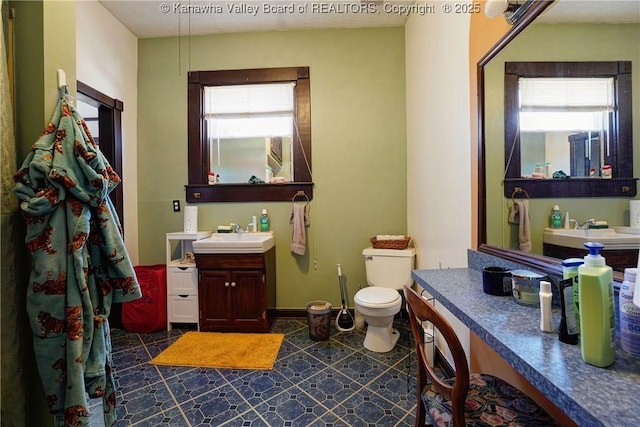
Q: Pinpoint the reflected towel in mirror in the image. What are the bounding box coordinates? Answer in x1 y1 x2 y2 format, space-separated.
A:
508 200 531 253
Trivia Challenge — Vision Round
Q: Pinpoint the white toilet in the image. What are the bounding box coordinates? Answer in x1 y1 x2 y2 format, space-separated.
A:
354 247 416 352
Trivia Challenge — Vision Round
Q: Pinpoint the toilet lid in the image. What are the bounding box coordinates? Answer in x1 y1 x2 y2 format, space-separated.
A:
355 287 401 308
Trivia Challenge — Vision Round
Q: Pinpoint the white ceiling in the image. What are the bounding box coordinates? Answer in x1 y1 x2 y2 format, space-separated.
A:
98 0 640 39
537 0 640 24
98 0 408 38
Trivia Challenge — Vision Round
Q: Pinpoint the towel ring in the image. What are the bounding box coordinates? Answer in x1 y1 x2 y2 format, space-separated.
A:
292 190 309 203
511 187 530 202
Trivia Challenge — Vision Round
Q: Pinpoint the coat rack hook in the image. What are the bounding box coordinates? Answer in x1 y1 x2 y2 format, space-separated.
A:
57 69 66 88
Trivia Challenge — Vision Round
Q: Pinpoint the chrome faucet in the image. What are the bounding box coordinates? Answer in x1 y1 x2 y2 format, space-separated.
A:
577 219 596 230
231 220 256 233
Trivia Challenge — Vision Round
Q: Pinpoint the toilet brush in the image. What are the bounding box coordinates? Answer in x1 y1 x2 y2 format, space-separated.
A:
335 264 355 332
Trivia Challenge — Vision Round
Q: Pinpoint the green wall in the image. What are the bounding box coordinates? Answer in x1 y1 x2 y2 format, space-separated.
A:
485 23 640 254
5 1 75 425
137 27 407 308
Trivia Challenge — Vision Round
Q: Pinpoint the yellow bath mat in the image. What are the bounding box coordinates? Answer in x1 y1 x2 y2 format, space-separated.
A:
150 331 284 370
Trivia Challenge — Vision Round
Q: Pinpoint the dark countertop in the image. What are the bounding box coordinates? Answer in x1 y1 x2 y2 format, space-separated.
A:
412 266 640 427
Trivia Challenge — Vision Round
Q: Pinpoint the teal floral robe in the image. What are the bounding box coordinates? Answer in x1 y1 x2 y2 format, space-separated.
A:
13 89 141 426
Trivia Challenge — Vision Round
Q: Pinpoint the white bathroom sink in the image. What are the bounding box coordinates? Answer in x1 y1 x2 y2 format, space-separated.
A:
544 228 617 238
543 227 640 250
193 232 275 253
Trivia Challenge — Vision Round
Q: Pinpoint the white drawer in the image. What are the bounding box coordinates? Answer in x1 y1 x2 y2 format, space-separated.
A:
167 267 198 295
167 295 199 323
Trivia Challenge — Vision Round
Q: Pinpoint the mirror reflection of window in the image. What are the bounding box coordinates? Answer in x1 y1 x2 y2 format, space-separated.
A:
518 77 614 178
205 83 294 183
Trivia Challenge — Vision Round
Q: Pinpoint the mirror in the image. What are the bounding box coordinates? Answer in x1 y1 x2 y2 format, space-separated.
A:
478 0 638 281
186 67 313 203
210 136 292 183
206 82 294 184
503 60 634 198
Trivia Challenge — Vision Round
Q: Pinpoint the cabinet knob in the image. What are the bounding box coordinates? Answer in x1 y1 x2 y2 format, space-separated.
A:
225 282 230 287
231 282 237 287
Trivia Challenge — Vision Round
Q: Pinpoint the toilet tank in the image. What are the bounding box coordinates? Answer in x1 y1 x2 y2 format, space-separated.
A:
363 247 416 289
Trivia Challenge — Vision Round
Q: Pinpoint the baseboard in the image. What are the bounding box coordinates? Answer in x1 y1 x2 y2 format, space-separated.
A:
435 348 454 378
272 308 354 318
272 308 306 318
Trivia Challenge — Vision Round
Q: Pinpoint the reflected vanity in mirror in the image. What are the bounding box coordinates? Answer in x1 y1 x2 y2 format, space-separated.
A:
503 60 635 198
478 0 638 281
186 67 313 202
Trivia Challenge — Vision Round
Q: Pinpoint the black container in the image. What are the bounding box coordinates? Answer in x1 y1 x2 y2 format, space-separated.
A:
482 266 512 296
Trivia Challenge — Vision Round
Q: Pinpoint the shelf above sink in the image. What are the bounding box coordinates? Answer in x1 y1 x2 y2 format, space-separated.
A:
193 232 275 254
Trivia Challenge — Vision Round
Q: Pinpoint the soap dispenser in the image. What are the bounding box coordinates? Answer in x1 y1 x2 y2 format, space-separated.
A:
551 205 562 228
260 209 270 232
578 242 615 367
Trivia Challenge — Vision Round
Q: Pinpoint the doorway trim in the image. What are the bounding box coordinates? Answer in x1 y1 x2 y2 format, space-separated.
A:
77 81 125 227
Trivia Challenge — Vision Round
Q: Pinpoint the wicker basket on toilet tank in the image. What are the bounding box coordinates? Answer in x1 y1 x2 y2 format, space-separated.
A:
370 236 412 250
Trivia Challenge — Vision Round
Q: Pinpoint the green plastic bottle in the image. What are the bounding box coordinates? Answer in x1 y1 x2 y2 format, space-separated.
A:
259 208 270 232
578 242 616 367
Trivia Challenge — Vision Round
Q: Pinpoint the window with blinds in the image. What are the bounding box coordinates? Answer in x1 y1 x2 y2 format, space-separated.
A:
204 83 295 139
519 77 614 132
204 83 295 182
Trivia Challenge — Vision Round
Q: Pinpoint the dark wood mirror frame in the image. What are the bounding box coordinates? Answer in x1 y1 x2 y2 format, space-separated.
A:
503 60 635 199
186 67 313 203
477 0 623 283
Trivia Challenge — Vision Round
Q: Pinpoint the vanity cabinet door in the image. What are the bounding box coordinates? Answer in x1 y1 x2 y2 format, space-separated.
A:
199 270 233 329
230 270 267 331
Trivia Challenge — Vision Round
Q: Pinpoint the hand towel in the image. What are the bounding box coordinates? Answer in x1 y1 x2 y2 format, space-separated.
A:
508 200 532 253
290 203 310 256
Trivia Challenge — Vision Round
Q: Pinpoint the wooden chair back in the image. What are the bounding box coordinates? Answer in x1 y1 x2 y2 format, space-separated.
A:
404 285 470 427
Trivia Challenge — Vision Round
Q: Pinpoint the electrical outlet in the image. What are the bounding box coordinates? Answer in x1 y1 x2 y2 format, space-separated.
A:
172 200 180 212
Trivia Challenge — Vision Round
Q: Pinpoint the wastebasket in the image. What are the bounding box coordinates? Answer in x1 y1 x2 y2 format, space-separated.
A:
306 301 332 341
122 264 167 333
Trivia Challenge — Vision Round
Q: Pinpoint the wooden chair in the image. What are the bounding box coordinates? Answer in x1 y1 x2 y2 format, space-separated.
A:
403 286 556 427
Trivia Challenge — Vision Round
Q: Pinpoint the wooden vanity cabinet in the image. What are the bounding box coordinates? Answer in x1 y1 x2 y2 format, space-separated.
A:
195 248 276 332
543 243 638 272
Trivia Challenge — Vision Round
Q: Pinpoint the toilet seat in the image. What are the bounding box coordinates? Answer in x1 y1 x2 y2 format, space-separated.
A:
355 287 401 309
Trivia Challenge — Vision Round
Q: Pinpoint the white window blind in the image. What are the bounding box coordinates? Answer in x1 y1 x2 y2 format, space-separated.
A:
205 83 295 139
519 77 614 112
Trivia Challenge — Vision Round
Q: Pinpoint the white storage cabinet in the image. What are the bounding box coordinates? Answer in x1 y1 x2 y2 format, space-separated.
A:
166 231 211 330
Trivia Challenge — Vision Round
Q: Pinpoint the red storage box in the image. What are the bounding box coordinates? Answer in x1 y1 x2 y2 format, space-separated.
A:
122 264 167 333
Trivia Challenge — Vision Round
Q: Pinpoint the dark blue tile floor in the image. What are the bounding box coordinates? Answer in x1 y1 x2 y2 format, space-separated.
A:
90 318 417 426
